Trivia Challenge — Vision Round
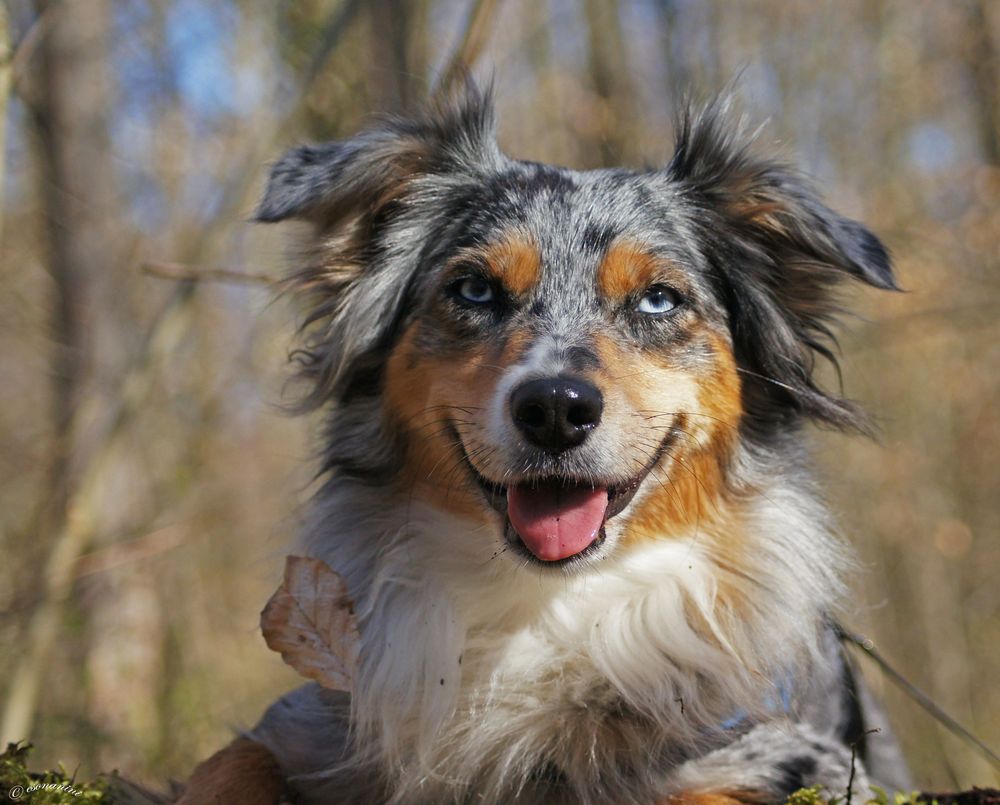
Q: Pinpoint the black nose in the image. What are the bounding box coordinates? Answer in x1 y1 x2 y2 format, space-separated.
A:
510 377 604 453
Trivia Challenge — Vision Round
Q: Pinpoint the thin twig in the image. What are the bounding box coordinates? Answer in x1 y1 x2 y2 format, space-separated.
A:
837 623 1000 771
845 728 879 805
74 525 186 579
140 261 278 286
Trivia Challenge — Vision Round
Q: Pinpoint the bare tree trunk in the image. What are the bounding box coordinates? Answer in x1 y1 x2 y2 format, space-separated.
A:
966 0 1000 166
653 0 692 103
582 0 636 166
0 4 12 249
1 0 117 748
34 0 91 523
369 0 412 110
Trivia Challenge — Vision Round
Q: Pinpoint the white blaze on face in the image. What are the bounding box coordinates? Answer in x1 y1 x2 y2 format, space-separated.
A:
486 334 568 448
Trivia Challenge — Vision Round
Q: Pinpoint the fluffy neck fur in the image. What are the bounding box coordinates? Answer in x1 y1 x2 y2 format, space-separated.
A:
296 437 848 805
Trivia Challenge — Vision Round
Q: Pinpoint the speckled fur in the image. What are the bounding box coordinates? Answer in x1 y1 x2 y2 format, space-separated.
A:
249 84 910 804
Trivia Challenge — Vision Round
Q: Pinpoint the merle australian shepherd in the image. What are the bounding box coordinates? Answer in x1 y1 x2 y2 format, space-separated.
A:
194 84 914 805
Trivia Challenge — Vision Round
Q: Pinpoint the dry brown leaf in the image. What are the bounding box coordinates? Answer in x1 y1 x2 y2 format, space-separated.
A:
261 555 360 692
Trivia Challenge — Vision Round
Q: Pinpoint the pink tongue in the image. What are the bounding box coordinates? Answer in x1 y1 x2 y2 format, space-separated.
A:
507 482 609 562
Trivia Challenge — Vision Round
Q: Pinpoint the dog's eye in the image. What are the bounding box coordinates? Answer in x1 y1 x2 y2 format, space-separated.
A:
636 285 680 315
455 277 496 305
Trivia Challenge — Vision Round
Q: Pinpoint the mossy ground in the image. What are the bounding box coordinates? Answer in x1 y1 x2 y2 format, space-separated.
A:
2 741 997 805
0 743 112 803
784 785 927 805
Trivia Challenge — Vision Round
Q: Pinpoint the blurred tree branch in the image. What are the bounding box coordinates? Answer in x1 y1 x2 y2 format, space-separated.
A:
140 261 277 286
303 0 367 89
370 0 413 108
0 3 10 247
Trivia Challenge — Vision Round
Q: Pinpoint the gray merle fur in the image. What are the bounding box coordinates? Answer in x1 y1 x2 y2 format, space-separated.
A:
252 83 909 803
258 86 896 442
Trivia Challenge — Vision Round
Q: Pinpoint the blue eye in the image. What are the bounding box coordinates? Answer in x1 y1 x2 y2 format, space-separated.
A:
636 285 680 315
456 277 496 304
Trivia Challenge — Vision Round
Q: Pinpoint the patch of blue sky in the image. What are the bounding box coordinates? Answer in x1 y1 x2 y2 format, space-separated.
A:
165 0 244 121
109 0 272 230
907 122 958 174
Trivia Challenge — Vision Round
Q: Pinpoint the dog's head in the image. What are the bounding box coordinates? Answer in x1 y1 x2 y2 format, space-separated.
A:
258 85 895 570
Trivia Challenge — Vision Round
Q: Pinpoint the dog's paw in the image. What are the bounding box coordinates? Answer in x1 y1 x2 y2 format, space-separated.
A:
666 721 871 804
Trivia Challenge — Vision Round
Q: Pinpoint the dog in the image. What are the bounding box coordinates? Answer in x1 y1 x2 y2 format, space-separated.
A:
193 84 914 805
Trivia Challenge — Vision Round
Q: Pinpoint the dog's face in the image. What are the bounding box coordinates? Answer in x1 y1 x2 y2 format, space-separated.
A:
258 87 895 571
379 172 744 565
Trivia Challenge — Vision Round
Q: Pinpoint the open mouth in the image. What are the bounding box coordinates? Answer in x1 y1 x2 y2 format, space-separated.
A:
463 431 675 565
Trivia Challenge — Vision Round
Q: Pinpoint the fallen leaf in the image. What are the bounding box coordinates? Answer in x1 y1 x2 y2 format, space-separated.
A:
261 555 360 692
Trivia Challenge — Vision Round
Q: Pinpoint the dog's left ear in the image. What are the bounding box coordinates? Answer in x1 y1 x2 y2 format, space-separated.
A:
666 99 898 432
667 102 897 291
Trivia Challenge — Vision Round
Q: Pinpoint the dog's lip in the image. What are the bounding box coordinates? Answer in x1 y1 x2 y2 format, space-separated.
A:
475 473 639 522
460 426 678 527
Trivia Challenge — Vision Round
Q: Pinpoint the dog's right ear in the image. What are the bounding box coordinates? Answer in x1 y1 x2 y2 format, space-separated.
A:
255 131 443 228
257 84 502 412
255 135 425 226
256 84 500 227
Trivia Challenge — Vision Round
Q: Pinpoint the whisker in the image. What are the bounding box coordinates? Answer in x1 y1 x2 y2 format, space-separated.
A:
632 410 740 431
465 361 506 376
735 367 801 395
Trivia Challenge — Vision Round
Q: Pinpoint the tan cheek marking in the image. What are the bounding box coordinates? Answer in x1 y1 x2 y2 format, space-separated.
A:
697 332 742 439
483 236 541 297
384 327 496 522
605 329 742 542
593 335 653 414
383 324 536 522
626 445 730 541
596 240 659 300
592 334 700 424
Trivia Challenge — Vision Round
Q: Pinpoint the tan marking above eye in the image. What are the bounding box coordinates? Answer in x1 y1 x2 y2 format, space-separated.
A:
596 239 685 302
597 241 659 300
449 235 541 297
486 236 541 296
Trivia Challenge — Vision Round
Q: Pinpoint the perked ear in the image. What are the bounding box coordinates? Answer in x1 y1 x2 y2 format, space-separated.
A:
257 83 501 411
667 98 898 433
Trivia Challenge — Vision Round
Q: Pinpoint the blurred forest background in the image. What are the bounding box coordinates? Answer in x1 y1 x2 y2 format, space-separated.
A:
0 0 998 793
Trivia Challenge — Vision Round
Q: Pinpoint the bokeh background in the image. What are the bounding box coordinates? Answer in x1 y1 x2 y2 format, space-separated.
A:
0 0 997 792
